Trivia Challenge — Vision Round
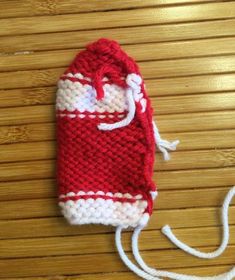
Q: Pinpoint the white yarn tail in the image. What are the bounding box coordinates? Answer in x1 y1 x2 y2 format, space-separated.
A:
152 120 179 161
115 187 235 280
161 186 235 259
116 226 159 280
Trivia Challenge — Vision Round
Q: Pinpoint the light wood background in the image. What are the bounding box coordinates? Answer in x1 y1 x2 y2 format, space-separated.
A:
0 0 235 279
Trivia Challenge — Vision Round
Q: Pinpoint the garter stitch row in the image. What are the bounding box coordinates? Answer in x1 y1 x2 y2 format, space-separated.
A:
56 39 235 280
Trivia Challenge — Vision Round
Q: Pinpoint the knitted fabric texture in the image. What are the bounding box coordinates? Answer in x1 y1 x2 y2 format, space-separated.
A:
56 39 235 280
56 38 156 228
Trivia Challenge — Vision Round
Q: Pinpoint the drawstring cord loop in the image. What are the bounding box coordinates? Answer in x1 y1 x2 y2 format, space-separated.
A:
97 87 136 131
115 187 235 280
97 73 141 131
161 186 235 259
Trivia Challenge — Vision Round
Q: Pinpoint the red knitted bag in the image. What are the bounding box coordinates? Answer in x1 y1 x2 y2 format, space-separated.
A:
56 39 235 280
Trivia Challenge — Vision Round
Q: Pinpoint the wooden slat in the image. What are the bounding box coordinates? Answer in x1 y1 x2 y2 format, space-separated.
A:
1 73 235 109
0 68 61 90
0 168 234 202
0 105 56 126
0 187 234 220
0 162 233 203
1 139 235 171
156 111 235 133
0 179 55 201
155 148 235 170
1 226 235 258
0 0 218 18
79 266 235 280
1 104 235 132
1 124 235 151
155 187 235 209
1 3 235 37
155 167 235 190
1 19 235 53
2 37 235 72
146 74 235 96
0 87 55 108
0 122 55 144
1 56 235 89
0 141 54 163
0 245 234 277
1 89 235 118
0 159 55 181
151 73 235 95
68 266 235 280
141 56 235 78
0 157 234 187
152 92 235 114
3 265 234 280
1 205 234 239
164 130 235 151
166 147 235 170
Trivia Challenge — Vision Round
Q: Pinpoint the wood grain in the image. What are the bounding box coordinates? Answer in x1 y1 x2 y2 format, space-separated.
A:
1 105 235 132
3 266 234 280
1 19 235 53
0 190 234 220
0 246 234 277
1 226 235 258
2 140 235 171
1 1 235 279
0 0 218 18
1 74 235 108
1 3 235 36
1 205 235 239
2 37 235 72
1 56 235 89
0 157 235 188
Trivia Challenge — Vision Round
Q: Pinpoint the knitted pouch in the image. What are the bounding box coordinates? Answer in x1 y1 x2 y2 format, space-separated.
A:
56 39 235 280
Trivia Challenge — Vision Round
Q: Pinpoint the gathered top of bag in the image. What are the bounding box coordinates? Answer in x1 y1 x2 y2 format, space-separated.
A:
64 38 140 100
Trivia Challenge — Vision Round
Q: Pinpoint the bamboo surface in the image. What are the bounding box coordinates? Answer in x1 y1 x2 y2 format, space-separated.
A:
0 0 235 279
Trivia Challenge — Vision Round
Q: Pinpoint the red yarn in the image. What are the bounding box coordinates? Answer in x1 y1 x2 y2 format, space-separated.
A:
93 64 126 100
64 38 139 97
57 115 156 212
56 38 156 225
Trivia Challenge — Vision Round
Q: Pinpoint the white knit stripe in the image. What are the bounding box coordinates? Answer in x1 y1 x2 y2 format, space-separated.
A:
57 80 128 113
56 74 147 115
56 113 126 119
59 191 143 199
59 198 149 228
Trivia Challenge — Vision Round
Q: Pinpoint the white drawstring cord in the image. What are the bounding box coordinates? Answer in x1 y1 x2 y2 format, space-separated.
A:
97 87 136 131
131 187 235 280
115 226 160 280
152 120 179 161
116 225 235 280
161 186 235 259
132 226 235 280
97 73 141 131
115 187 235 280
98 73 179 160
